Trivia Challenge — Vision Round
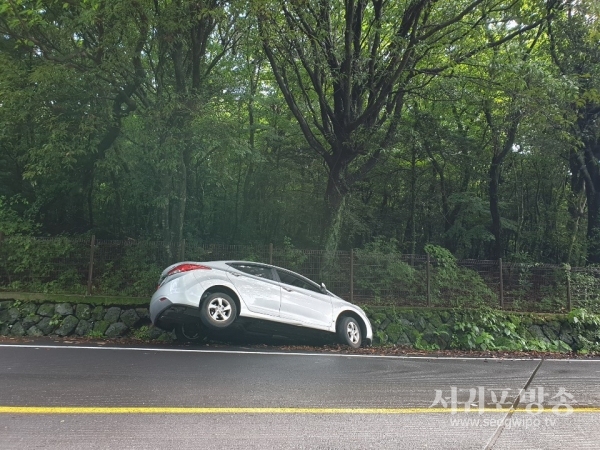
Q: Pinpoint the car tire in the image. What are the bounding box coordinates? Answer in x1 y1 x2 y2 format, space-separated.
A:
338 316 362 348
175 322 207 343
200 292 237 330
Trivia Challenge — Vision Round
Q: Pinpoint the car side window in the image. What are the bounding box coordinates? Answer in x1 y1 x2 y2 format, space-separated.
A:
229 264 274 280
276 270 320 293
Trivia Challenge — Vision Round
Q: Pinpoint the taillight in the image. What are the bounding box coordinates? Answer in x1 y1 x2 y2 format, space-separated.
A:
166 263 211 276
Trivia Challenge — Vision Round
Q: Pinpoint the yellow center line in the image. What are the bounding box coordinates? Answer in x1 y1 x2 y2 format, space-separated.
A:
1 406 600 414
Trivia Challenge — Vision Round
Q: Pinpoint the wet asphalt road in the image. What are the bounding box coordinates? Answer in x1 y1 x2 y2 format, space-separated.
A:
1 343 599 449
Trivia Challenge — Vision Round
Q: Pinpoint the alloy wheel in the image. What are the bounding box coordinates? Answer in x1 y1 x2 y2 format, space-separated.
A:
346 321 360 344
208 297 232 322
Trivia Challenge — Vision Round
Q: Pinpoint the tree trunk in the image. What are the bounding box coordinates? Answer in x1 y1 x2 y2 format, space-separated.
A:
319 161 351 280
484 101 521 260
322 161 349 246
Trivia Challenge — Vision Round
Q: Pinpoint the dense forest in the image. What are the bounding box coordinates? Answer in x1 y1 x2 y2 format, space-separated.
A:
0 0 599 265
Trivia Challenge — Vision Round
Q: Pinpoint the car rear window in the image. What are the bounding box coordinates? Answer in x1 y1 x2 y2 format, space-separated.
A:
228 263 274 280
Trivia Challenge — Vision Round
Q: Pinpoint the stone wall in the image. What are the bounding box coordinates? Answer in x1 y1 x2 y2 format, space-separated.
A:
0 300 172 340
1 299 597 353
365 307 592 352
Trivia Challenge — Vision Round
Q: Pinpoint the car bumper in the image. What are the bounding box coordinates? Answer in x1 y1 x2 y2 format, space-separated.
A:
150 293 202 331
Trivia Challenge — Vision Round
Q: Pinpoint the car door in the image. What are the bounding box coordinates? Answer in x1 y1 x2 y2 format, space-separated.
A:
275 269 332 328
226 263 281 317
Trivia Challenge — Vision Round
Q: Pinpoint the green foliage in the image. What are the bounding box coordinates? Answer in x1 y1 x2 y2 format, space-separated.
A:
0 2 599 298
0 0 581 264
444 194 495 257
277 237 308 271
569 270 600 312
507 264 569 313
445 307 567 352
133 325 151 340
526 339 573 353
369 312 388 326
451 307 510 350
414 334 440 352
453 321 495 350
568 308 600 327
155 332 173 342
367 307 588 353
48 314 61 327
567 309 600 353
354 238 420 304
94 244 162 297
0 236 86 294
367 307 521 351
425 244 495 308
0 196 37 236
375 330 388 344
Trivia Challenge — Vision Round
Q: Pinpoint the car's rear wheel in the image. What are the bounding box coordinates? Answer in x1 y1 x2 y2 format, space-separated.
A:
338 316 362 348
200 292 237 330
175 322 207 343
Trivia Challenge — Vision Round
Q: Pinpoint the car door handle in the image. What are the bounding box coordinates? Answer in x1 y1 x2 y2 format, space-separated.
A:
230 272 241 277
282 286 293 292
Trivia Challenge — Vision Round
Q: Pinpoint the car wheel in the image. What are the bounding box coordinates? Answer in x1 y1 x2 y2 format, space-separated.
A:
200 292 237 330
338 316 362 348
175 322 207 343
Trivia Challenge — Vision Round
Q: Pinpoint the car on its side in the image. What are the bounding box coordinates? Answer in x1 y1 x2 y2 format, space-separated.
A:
149 261 372 348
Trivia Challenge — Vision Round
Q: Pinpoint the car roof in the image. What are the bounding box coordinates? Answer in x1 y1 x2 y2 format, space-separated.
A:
210 260 301 273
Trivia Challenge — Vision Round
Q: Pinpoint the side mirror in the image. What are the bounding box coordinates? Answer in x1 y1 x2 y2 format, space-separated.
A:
320 282 328 294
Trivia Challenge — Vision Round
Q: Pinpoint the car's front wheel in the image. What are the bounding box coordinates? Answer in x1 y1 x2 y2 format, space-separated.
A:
175 322 207 343
338 316 362 348
200 292 238 330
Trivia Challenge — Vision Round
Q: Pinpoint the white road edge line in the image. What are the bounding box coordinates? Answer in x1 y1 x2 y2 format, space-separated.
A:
0 343 597 361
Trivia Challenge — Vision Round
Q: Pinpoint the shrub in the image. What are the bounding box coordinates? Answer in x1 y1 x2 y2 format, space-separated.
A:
354 237 421 305
425 244 495 308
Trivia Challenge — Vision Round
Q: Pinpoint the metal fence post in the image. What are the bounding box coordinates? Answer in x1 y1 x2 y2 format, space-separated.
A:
350 248 354 303
499 258 504 309
426 253 431 307
566 266 572 312
87 235 96 296
269 243 273 265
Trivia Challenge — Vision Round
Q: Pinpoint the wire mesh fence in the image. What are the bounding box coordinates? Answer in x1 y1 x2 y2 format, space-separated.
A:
0 235 597 313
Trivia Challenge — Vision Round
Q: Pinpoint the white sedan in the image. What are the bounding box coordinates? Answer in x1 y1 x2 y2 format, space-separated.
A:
149 261 372 348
